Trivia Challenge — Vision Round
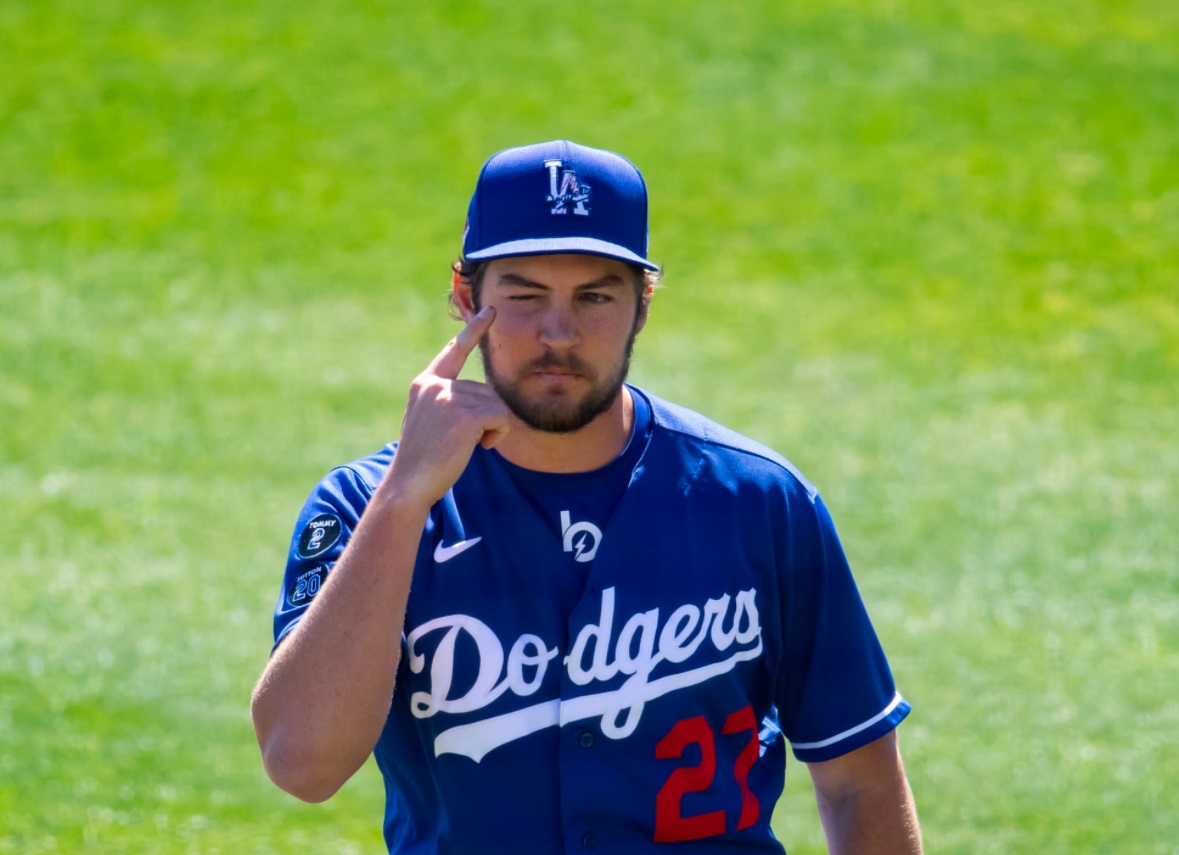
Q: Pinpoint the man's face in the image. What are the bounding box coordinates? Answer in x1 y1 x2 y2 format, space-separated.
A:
467 254 648 434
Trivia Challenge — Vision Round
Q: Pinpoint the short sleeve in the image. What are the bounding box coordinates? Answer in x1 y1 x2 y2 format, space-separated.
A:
271 464 377 649
775 492 910 763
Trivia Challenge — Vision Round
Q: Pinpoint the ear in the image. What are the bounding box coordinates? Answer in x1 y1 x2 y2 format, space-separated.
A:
452 271 477 322
633 284 654 334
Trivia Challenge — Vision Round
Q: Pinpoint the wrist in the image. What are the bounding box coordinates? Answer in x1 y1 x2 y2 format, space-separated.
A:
370 475 438 521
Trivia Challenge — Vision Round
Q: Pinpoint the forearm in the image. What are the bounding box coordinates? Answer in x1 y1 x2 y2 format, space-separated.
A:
251 484 430 802
252 306 508 801
809 731 923 855
817 777 922 855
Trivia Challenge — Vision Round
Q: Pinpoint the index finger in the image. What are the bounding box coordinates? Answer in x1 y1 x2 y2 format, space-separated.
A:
426 306 496 380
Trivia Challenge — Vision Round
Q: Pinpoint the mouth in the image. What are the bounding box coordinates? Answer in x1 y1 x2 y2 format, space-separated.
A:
527 359 585 378
531 369 582 381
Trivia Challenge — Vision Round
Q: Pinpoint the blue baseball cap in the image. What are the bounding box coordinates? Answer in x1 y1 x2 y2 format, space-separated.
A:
462 140 658 271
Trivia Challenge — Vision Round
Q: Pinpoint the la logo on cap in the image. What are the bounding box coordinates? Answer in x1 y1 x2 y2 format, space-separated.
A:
545 159 591 217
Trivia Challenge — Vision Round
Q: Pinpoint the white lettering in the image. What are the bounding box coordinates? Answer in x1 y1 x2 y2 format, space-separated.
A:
566 587 618 685
406 615 508 717
658 604 700 663
506 634 559 697
545 159 562 200
733 589 761 644
615 607 659 676
408 587 763 761
707 594 738 651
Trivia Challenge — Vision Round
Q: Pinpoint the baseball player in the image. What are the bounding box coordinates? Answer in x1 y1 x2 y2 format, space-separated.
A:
252 140 922 854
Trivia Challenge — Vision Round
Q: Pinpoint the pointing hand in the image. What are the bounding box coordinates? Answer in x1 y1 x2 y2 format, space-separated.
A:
383 307 510 508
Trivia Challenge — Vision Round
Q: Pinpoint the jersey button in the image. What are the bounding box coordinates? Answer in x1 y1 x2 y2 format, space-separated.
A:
581 832 596 850
578 731 594 748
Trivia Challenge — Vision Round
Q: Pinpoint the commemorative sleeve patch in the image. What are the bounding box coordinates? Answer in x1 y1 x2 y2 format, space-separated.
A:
283 563 332 612
297 513 343 559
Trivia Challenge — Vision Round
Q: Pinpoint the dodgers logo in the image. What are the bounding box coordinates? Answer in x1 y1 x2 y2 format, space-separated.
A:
561 511 601 562
404 586 764 763
545 159 591 216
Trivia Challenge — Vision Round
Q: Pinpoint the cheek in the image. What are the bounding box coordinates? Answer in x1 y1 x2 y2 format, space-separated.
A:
485 314 530 353
583 313 636 350
482 324 527 367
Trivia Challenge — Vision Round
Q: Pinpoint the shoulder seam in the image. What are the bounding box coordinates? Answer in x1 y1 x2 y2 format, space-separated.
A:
639 391 819 500
655 419 794 472
323 442 397 492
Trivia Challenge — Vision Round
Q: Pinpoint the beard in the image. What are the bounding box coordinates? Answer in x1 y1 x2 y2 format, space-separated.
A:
479 328 638 434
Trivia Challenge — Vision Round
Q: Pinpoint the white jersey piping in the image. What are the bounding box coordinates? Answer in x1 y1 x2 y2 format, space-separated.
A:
790 691 905 751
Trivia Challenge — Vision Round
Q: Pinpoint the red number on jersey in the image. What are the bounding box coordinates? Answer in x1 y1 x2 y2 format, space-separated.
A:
653 706 763 842
653 716 726 842
722 705 761 830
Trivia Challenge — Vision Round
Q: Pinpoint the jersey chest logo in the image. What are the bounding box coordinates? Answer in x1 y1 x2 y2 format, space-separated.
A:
561 511 601 562
404 586 763 762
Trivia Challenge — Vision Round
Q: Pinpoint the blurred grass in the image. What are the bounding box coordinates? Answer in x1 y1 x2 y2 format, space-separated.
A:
2 1 1177 852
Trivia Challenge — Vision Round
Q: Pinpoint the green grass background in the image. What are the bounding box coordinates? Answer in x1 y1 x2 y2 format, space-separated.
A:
2 0 1177 852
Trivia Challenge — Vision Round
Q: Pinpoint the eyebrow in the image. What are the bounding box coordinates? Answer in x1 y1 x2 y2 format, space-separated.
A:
496 272 627 291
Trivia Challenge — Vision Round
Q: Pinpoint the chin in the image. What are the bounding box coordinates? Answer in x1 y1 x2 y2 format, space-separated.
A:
512 390 618 434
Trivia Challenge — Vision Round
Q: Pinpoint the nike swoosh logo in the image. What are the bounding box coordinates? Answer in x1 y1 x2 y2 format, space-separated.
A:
434 537 483 564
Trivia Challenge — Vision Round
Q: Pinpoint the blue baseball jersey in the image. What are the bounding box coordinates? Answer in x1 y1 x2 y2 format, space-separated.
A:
274 386 909 853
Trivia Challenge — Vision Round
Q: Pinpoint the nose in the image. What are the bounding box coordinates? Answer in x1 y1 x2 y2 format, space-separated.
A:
538 303 579 350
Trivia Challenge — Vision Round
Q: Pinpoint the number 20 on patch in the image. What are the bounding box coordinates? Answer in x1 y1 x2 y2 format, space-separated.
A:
654 705 762 843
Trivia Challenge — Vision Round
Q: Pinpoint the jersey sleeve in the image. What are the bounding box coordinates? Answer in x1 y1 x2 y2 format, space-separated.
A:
774 491 910 763
271 464 377 650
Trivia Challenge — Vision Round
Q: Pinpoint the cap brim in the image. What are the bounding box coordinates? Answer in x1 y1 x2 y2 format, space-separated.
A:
465 237 659 271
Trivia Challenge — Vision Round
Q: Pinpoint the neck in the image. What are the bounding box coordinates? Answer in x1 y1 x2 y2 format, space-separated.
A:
494 386 635 473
